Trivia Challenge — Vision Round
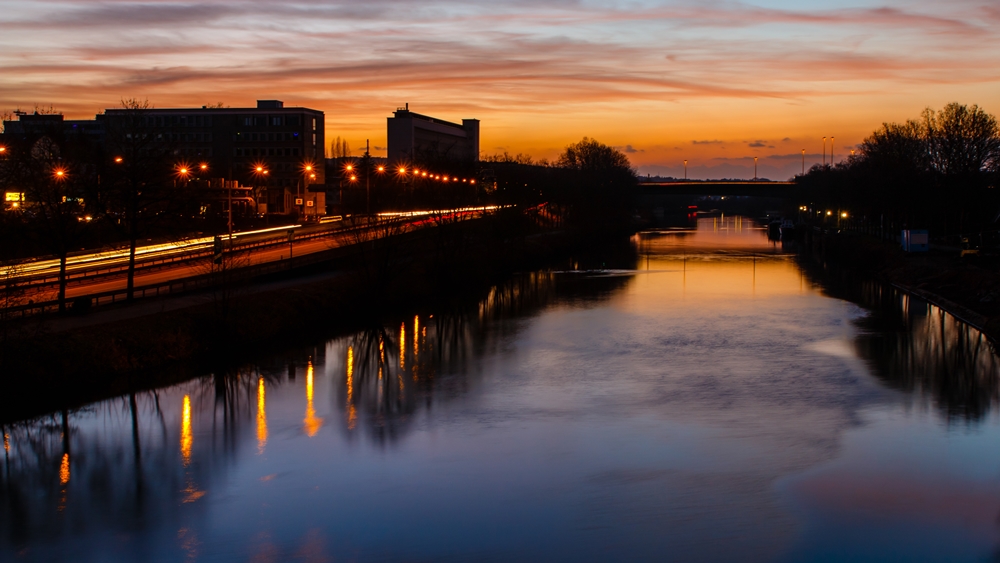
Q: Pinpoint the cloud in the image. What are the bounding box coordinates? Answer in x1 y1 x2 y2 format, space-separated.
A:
692 140 724 145
781 137 792 142
748 140 768 148
618 144 643 153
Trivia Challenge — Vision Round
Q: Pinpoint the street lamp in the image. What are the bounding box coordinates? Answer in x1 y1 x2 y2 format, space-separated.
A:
684 159 687 180
822 137 826 166
801 149 805 175
830 137 834 165
252 164 269 216
300 163 315 220
753 157 758 181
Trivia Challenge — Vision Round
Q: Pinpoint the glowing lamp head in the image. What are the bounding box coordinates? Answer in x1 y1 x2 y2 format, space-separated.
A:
826 211 832 216
841 212 848 218
398 167 406 174
345 164 353 171
256 166 264 172
309 174 316 179
305 165 313 172
54 169 65 178
350 175 357 181
470 180 476 184
114 156 123 163
422 172 427 177
200 163 208 170
179 168 188 175
0 147 6 153
377 166 385 172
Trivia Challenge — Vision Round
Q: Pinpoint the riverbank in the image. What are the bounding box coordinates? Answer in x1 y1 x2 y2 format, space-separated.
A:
800 228 1000 341
0 215 630 423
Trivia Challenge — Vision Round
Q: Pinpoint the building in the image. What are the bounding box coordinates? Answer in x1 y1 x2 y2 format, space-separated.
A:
386 105 479 166
101 100 325 216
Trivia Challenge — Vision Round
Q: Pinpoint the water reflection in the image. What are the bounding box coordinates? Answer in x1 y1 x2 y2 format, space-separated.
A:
849 282 1000 421
3 219 1000 561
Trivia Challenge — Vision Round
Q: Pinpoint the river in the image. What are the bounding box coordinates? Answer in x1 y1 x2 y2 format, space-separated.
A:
3 215 1000 562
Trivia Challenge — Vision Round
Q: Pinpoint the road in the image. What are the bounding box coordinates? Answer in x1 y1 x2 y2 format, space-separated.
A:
15 207 499 310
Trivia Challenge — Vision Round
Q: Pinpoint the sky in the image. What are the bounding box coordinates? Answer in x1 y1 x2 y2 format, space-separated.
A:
2 0 999 179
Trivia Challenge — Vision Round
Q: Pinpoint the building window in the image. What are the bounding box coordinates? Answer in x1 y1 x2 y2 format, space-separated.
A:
243 117 253 126
312 133 316 146
292 148 299 156
271 116 282 126
311 118 316 131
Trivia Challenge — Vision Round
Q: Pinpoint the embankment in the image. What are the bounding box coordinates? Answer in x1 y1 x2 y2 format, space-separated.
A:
799 228 1000 341
0 215 612 423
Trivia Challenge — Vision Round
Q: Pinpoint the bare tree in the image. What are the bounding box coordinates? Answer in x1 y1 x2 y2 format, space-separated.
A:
102 98 176 301
922 103 1000 176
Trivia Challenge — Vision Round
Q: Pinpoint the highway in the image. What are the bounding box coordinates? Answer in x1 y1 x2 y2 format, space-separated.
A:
10 206 501 313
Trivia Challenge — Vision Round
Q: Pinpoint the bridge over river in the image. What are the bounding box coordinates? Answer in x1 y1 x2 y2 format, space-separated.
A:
639 180 797 198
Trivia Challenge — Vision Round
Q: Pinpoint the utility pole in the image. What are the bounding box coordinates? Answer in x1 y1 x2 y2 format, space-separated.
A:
365 139 371 219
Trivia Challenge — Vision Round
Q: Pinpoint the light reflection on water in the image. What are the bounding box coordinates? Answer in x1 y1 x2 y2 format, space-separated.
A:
3 218 1000 562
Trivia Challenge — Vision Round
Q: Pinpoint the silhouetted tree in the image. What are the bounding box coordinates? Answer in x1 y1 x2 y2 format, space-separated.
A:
102 99 180 301
555 137 637 233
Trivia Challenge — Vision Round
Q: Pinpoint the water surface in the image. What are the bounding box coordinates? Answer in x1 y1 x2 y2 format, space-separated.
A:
3 216 999 562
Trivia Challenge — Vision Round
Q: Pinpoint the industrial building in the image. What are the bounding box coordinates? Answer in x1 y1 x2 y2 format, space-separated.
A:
386 105 479 166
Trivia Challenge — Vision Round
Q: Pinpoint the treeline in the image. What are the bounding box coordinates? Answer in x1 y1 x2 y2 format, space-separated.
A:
797 103 1000 238
481 137 638 234
330 137 638 235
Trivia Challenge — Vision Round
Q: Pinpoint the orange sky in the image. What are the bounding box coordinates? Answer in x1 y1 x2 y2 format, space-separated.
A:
2 0 999 179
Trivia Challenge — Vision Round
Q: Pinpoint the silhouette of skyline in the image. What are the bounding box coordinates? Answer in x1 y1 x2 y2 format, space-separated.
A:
2 0 998 178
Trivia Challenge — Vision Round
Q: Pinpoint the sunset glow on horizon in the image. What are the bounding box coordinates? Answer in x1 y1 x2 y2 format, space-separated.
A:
2 0 998 179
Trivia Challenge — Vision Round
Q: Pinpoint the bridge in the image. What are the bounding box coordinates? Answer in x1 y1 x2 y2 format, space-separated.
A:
639 181 797 199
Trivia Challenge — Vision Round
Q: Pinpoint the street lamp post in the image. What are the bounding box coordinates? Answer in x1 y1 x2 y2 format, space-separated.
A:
753 157 758 181
801 149 805 175
830 137 834 166
684 160 687 180
822 137 826 166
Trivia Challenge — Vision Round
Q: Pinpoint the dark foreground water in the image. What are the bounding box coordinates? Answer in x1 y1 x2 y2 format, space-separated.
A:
3 216 1000 562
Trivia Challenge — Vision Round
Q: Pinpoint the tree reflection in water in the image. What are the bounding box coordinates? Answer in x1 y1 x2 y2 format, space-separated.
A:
0 366 277 556
850 281 1000 422
333 271 633 444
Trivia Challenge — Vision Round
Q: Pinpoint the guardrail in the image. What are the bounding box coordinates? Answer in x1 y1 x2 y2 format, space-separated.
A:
0 214 445 319
8 219 384 292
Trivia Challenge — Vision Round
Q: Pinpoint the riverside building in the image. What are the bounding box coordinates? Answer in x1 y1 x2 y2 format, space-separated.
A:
386 105 479 166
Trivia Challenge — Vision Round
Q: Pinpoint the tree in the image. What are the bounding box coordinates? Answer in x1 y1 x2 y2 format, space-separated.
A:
922 103 1000 176
102 98 177 301
555 137 637 233
330 136 352 159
